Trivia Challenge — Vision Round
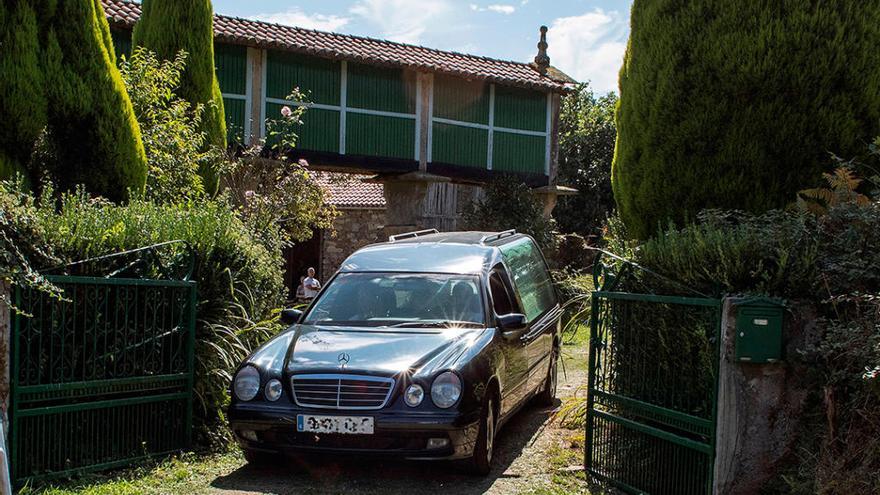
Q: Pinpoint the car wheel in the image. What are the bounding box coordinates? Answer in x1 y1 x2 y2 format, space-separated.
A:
535 344 559 406
463 393 497 475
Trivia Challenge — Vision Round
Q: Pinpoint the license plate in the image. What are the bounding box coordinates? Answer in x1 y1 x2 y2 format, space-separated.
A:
297 414 374 435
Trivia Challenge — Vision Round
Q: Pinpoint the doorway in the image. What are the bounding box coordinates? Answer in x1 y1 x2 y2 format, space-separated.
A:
283 231 322 300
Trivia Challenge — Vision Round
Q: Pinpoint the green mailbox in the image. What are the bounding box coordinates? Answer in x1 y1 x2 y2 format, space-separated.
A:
735 298 785 363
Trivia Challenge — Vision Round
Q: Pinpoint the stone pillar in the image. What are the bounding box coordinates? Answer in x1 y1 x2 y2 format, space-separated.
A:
531 184 577 219
374 171 450 237
714 298 818 494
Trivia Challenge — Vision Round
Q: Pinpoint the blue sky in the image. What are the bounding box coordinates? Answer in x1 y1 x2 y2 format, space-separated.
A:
212 0 632 94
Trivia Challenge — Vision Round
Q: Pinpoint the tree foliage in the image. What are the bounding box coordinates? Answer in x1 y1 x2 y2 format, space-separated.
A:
613 0 880 239
0 1 45 179
40 0 147 202
462 176 555 248
555 83 618 237
132 0 226 193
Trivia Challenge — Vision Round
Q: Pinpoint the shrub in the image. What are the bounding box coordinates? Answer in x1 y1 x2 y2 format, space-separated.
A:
34 190 285 443
119 47 219 202
0 1 45 180
613 0 880 239
132 0 226 193
0 181 59 312
462 176 556 249
555 84 617 237
40 0 147 202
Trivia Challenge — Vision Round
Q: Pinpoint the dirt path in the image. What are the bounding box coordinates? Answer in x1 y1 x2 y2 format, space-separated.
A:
204 349 588 495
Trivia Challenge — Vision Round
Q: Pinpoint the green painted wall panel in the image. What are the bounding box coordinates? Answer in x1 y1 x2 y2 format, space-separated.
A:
266 51 340 105
266 102 339 153
433 75 489 124
494 86 547 132
346 113 415 160
110 29 131 61
214 44 247 95
346 63 415 114
432 123 488 168
492 131 546 174
223 97 246 143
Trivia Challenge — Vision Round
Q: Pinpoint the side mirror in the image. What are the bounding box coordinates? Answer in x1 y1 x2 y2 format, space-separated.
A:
280 308 304 326
498 313 528 339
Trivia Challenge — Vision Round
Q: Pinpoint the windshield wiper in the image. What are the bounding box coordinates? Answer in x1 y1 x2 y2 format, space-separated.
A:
386 320 483 328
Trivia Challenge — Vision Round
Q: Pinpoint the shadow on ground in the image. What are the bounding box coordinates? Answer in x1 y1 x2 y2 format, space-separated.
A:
210 401 557 495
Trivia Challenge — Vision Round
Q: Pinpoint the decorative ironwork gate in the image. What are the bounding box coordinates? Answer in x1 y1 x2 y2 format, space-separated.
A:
10 275 196 483
586 258 722 495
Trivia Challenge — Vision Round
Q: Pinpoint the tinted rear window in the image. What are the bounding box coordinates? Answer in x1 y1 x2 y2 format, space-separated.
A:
499 237 556 321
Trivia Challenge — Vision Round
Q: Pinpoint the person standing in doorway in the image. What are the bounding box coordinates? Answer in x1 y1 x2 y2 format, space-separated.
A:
303 267 321 300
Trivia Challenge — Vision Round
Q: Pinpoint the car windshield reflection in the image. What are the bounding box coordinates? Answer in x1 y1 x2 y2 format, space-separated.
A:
303 272 486 328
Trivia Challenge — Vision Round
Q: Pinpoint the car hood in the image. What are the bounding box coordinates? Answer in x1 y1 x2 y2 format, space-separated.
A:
279 324 487 377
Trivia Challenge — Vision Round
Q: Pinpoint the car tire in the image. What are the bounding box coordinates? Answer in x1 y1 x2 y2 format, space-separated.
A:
462 393 497 476
535 344 559 407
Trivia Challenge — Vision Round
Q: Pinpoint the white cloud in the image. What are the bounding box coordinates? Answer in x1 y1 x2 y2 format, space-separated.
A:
546 9 629 93
487 4 516 14
350 0 452 44
470 3 516 14
253 9 350 32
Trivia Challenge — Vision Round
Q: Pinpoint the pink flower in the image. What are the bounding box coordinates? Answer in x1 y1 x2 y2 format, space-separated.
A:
280 106 292 118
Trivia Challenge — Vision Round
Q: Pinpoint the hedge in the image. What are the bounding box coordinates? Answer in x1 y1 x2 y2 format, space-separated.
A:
612 0 880 239
0 1 46 178
41 0 147 202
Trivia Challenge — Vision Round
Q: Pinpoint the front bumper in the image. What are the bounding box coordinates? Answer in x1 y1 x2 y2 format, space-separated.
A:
229 403 481 460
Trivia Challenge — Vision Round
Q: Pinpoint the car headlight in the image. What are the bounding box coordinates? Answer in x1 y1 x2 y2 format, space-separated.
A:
234 366 260 401
264 378 283 402
404 384 424 407
431 372 462 408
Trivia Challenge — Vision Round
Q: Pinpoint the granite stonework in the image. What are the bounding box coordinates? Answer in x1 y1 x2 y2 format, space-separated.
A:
714 299 820 494
321 208 386 278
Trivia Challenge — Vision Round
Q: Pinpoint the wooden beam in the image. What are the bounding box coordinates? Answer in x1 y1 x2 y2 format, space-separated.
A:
247 47 264 143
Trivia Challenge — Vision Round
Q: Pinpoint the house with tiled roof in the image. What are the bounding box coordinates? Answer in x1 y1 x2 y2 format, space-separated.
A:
102 0 575 293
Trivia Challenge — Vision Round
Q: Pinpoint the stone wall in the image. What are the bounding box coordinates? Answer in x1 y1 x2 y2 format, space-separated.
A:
321 208 385 278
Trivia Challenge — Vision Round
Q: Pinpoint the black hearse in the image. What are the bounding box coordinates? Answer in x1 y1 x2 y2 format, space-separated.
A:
228 229 561 474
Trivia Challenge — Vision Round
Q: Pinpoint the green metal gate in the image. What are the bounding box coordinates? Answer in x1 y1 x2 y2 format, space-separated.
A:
586 259 722 495
10 275 196 483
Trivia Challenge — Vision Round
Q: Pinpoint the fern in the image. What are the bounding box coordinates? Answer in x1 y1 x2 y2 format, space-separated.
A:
796 167 871 215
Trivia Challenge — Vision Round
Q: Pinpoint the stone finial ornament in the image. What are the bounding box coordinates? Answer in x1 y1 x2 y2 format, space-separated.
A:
534 25 550 75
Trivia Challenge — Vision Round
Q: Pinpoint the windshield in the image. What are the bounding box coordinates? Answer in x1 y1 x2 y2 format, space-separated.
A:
303 272 485 327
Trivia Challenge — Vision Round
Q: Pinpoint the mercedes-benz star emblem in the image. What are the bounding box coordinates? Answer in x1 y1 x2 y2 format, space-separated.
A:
337 352 350 367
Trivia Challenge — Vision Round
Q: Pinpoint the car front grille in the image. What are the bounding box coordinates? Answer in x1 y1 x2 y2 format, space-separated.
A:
291 374 395 410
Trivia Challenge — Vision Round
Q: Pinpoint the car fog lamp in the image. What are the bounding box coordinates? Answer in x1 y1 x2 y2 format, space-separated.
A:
427 438 450 449
431 371 462 409
234 366 260 401
404 384 424 407
265 378 283 401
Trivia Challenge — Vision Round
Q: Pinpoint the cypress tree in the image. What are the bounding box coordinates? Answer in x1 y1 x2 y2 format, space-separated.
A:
0 1 46 180
41 0 147 201
132 0 226 193
612 1 880 239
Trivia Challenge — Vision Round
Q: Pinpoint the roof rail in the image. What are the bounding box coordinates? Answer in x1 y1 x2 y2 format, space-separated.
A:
480 229 517 245
388 228 439 242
